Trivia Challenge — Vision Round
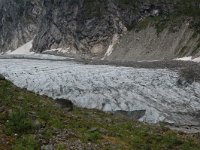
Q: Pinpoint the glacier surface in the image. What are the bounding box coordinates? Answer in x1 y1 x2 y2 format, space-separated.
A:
0 58 200 125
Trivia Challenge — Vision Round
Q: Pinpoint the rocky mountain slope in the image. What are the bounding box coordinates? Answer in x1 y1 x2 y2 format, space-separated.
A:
105 23 200 61
1 0 200 60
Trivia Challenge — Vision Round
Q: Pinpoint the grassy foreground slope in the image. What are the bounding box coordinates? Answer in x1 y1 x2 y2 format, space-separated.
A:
0 78 200 150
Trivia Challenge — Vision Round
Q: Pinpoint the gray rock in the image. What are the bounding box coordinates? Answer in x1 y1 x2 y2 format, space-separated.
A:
88 127 98 132
55 99 73 111
41 144 54 150
32 119 45 129
0 74 5 80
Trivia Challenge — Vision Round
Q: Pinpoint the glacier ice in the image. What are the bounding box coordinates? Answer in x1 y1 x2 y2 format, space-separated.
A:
0 58 200 125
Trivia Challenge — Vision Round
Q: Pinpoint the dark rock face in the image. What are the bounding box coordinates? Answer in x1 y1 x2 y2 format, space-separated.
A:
33 0 174 56
0 0 174 56
0 0 42 53
33 0 125 55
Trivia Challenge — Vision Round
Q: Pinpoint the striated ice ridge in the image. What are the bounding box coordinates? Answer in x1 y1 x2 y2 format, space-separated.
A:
0 59 200 124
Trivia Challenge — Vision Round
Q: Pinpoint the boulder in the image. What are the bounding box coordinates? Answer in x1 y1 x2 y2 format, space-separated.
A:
55 99 73 111
0 74 5 80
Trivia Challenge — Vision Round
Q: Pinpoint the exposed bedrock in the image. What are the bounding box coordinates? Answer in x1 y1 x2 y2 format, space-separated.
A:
0 0 174 57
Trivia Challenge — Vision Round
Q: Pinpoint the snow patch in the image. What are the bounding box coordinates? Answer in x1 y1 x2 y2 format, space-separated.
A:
193 56 200 63
6 40 34 55
102 34 119 60
1 43 74 60
175 56 200 63
104 44 114 57
175 56 193 61
44 47 71 54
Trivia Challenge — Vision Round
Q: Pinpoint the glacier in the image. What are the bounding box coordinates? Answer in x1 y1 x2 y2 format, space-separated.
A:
0 57 200 127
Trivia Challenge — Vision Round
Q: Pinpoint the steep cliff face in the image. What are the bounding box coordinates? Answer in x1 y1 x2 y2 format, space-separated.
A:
0 0 42 53
0 0 200 60
32 0 173 56
0 0 173 54
32 0 124 55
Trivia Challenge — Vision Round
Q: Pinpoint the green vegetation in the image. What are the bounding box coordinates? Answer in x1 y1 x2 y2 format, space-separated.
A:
122 0 200 34
13 135 40 150
173 0 200 36
0 79 200 149
5 109 33 135
175 0 200 17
